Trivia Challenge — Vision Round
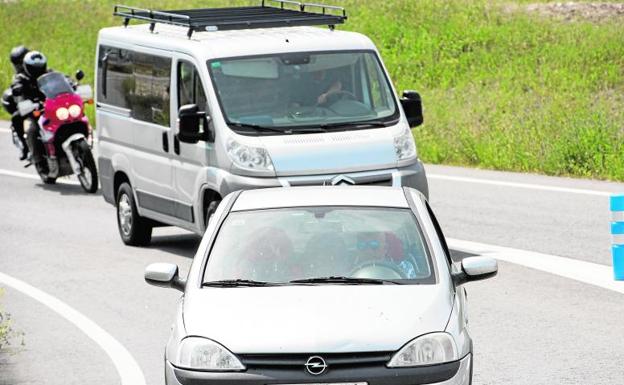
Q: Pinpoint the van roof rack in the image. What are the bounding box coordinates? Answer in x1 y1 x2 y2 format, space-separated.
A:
113 0 347 39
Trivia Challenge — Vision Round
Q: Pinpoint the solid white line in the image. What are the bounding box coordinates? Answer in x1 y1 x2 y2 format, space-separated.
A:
428 173 613 197
448 238 624 294
0 271 146 385
0 168 80 185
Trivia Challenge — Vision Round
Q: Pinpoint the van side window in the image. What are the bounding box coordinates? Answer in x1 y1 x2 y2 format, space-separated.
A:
97 45 171 126
178 60 207 109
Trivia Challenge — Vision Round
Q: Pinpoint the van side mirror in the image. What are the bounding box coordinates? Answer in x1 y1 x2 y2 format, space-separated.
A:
145 263 186 292
452 257 498 286
400 91 424 127
75 70 85 82
178 104 214 143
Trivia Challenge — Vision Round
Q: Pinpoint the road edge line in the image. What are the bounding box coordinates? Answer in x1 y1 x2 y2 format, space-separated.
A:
0 272 146 385
448 238 624 294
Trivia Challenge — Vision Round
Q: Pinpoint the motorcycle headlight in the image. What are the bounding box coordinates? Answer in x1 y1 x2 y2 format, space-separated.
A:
226 138 274 172
176 337 245 371
387 333 458 367
56 107 70 121
393 127 417 161
68 104 82 118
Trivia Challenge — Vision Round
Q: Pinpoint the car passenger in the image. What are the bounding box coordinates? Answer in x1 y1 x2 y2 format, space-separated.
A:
236 227 294 282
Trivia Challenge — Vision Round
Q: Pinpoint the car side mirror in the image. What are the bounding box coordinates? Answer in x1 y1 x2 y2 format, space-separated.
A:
452 257 498 286
400 90 424 128
75 70 85 82
178 104 214 143
144 263 186 292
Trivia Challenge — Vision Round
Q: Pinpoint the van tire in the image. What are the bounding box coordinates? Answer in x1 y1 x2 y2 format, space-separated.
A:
116 183 152 246
204 199 221 233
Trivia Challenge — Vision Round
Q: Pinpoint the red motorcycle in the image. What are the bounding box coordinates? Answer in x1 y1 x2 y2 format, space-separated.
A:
17 71 98 193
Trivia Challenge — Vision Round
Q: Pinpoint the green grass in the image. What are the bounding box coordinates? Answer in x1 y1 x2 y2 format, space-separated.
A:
1 0 622 180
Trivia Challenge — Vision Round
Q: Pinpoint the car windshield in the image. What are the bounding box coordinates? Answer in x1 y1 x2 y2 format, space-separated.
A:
208 51 398 134
203 207 434 285
38 72 74 99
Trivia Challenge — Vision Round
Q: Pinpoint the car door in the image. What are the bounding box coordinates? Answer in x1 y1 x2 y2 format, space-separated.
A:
122 48 177 220
172 56 215 228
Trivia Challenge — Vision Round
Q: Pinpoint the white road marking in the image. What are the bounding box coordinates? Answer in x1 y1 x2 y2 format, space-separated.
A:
448 238 624 294
428 173 613 197
0 271 146 385
0 168 80 185
0 127 10 133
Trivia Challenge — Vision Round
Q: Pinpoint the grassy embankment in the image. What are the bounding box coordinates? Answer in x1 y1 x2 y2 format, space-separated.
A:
0 0 622 180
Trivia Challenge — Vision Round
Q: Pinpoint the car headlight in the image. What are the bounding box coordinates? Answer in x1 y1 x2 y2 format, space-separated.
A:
55 107 69 121
226 138 274 172
176 337 245 371
387 333 458 367
393 127 417 160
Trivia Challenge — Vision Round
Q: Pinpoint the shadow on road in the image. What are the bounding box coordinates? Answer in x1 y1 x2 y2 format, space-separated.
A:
149 233 201 259
37 182 102 196
450 249 478 262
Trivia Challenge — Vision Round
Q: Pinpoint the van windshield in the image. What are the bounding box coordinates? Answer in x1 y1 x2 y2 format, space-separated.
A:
208 51 398 134
203 207 434 285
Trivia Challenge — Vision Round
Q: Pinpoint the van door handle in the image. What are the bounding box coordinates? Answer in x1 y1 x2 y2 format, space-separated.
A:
162 131 169 152
174 135 180 155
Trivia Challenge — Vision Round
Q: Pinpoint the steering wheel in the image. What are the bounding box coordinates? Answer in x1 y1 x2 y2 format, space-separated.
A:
349 260 406 280
320 90 358 106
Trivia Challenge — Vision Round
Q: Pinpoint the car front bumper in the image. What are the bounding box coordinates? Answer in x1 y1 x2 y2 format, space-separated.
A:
165 353 471 385
219 159 429 199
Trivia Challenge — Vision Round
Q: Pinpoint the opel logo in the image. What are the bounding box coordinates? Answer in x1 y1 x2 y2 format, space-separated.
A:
330 175 355 186
305 355 328 375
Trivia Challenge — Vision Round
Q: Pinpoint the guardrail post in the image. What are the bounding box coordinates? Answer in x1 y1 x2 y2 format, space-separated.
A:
610 195 624 280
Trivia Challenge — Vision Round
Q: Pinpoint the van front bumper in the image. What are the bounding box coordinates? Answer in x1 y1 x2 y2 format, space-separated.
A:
220 159 428 199
165 354 471 385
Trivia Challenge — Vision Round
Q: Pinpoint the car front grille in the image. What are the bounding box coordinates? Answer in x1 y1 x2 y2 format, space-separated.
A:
239 351 393 370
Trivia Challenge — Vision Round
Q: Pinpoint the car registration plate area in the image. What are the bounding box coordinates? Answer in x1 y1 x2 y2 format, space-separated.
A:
278 383 367 385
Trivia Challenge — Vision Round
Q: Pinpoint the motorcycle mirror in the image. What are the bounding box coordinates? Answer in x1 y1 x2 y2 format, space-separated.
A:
75 70 85 81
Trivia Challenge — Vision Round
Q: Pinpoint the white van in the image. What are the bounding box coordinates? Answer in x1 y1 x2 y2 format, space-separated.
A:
96 1 429 246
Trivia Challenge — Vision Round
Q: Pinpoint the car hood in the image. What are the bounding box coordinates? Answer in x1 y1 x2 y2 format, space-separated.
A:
183 284 453 354
259 129 398 177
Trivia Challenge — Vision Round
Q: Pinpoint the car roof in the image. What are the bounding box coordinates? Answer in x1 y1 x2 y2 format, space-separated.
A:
231 186 410 212
98 24 376 60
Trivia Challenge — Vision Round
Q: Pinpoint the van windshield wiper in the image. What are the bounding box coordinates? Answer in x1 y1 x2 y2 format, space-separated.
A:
289 276 398 285
202 279 277 287
319 119 397 131
229 122 292 134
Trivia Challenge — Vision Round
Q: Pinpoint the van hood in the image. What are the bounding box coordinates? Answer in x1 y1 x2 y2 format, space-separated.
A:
183 285 453 354
259 129 398 177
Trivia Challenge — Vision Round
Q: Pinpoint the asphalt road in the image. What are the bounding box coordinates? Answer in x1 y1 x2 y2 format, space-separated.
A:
0 124 623 385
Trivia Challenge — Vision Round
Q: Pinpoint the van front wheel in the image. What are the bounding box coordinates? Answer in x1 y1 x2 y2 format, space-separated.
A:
116 183 152 246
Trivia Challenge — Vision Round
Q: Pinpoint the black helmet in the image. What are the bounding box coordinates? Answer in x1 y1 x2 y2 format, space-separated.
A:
10 45 30 73
23 51 47 79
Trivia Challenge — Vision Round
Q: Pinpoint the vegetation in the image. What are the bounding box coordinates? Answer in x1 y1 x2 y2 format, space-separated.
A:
0 288 22 351
0 0 622 180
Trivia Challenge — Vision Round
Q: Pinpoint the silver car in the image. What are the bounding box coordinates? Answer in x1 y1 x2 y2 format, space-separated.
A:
145 186 497 385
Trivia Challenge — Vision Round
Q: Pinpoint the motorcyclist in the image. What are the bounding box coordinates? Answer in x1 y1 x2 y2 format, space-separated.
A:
1 45 30 160
13 51 48 165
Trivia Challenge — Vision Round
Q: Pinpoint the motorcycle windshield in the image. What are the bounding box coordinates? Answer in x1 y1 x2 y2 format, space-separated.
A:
38 72 73 99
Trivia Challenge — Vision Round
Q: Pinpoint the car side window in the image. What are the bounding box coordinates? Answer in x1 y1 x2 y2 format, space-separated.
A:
178 60 207 109
425 201 453 266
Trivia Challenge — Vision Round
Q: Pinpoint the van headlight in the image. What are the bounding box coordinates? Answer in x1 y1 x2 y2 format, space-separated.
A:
387 333 458 367
226 138 274 172
393 127 417 160
176 337 245 371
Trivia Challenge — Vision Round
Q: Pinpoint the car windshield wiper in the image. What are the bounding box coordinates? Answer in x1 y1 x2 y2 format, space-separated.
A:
289 276 398 285
229 122 292 134
202 279 277 287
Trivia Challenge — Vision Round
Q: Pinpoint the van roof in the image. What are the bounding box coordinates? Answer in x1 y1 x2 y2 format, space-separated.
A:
98 24 376 61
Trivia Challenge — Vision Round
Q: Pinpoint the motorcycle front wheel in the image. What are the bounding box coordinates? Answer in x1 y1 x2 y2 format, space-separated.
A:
74 140 98 193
